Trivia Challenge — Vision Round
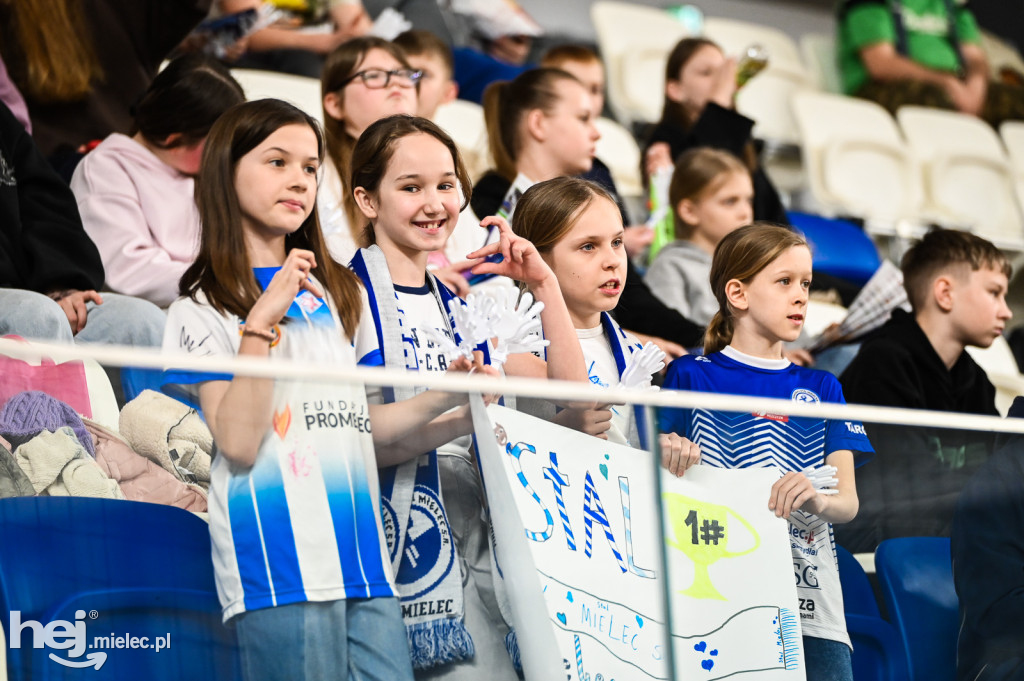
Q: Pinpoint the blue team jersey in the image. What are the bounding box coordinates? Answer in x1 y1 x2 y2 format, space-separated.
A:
660 348 874 470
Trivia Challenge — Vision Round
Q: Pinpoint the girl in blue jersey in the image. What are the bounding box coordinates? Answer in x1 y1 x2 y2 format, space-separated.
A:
659 222 873 681
163 99 488 681
509 176 700 474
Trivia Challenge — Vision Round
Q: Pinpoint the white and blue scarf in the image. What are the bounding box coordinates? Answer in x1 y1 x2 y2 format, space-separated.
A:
600 311 650 450
351 246 489 670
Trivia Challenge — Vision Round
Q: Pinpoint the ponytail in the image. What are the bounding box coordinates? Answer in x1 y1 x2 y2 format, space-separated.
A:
481 68 582 182
483 80 517 181
702 311 734 356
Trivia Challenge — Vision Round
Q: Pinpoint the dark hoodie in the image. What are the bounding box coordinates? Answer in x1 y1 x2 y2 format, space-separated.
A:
836 308 998 553
0 100 104 293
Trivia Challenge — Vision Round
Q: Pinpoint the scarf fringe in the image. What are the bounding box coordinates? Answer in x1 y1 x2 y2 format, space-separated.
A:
408 618 476 670
505 628 523 674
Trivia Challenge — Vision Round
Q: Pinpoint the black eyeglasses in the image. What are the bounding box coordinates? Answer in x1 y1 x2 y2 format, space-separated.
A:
339 68 423 89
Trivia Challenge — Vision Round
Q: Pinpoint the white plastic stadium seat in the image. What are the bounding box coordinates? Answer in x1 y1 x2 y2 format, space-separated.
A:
435 99 492 181
594 116 643 201
800 32 842 94
999 121 1024 222
792 91 921 232
230 69 323 123
897 106 1024 249
702 17 814 146
591 1 693 127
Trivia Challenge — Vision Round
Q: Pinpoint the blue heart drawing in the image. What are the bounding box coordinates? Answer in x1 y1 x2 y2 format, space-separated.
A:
635 615 644 629
710 649 718 656
567 591 574 603
599 463 609 480
604 454 610 460
556 612 567 625
701 659 715 671
693 641 707 653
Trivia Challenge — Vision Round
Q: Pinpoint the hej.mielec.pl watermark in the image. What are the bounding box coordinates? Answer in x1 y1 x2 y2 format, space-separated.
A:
8 610 171 670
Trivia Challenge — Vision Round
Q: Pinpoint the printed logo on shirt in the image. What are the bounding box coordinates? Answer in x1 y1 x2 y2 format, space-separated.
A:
402 326 452 373
696 356 711 363
791 389 820 404
752 411 789 423
900 7 951 35
587 361 608 388
845 421 867 436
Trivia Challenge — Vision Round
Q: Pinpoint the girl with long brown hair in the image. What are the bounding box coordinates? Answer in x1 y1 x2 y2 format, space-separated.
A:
659 222 873 681
164 99 485 681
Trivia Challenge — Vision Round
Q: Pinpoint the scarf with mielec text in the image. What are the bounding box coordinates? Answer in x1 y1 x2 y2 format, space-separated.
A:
350 245 487 670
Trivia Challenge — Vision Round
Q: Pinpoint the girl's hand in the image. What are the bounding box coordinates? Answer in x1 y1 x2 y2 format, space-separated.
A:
709 56 739 109
553 404 613 440
246 249 322 330
660 433 700 477
431 260 476 297
447 351 502 406
644 142 674 178
467 216 555 288
768 472 825 519
629 331 686 362
784 348 814 367
52 289 103 335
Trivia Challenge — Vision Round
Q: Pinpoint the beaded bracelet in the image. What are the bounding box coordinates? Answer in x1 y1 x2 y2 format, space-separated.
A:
240 324 281 346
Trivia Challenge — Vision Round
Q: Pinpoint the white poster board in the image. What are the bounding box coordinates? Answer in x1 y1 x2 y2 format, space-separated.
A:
471 398 805 680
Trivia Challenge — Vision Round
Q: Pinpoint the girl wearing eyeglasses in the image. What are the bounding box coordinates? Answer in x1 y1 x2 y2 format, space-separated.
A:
319 37 422 265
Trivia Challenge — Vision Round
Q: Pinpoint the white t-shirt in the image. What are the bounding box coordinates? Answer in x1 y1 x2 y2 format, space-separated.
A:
163 273 393 621
577 325 630 446
358 280 473 461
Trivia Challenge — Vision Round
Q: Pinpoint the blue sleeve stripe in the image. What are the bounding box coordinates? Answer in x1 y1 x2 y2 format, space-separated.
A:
163 369 233 385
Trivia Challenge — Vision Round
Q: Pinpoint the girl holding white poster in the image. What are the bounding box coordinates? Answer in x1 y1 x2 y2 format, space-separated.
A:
509 177 700 475
659 223 874 680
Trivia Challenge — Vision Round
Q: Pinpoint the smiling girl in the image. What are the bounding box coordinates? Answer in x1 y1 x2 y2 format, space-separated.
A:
347 114 587 680
658 223 874 681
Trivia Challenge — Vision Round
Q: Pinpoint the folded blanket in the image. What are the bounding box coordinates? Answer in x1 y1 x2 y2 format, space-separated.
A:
119 390 212 489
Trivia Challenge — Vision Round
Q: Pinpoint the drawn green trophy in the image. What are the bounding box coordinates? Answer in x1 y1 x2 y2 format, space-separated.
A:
663 494 760 600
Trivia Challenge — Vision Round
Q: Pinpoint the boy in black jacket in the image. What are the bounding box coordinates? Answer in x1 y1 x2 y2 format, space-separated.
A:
0 101 164 345
836 228 1011 553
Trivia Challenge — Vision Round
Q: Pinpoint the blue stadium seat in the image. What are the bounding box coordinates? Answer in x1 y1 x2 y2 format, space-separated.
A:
875 537 957 681
788 212 883 287
0 497 240 681
836 545 909 681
